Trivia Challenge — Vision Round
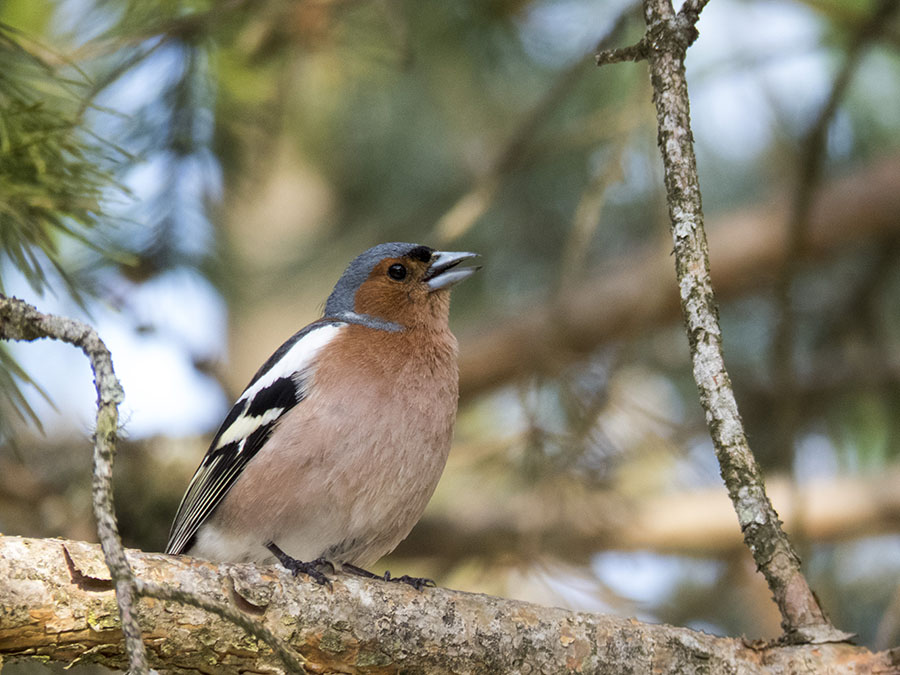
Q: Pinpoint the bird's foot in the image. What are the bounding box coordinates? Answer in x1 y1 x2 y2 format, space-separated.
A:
266 541 333 588
383 571 436 591
343 563 435 591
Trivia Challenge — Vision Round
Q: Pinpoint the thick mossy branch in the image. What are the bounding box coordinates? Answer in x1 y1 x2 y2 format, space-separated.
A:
2 536 896 674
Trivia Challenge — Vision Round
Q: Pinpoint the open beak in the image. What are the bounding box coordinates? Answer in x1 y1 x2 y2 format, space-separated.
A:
424 250 481 291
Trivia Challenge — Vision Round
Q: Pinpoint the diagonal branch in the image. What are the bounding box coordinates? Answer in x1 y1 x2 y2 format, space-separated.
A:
433 2 640 243
135 579 308 673
457 155 900 399
636 0 851 643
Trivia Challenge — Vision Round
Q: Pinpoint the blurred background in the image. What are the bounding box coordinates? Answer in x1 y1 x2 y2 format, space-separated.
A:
2 0 900 668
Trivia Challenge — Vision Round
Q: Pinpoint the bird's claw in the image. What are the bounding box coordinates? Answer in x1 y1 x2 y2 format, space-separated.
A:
287 558 333 588
383 571 436 591
342 562 435 590
266 542 333 588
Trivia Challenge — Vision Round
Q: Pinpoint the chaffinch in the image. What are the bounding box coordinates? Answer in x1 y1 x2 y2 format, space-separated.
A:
166 242 479 588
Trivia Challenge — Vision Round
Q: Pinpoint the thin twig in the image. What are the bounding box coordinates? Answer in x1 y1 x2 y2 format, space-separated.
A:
678 0 711 24
595 38 647 66
135 579 309 674
596 0 707 66
0 295 311 671
637 0 852 644
559 77 650 291
0 294 149 673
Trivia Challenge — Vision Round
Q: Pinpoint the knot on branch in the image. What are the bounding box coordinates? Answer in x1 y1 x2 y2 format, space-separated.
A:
645 15 698 60
673 17 700 50
596 3 703 68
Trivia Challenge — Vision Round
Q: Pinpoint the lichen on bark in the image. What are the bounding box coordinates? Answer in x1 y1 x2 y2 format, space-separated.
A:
3 536 895 674
635 0 852 644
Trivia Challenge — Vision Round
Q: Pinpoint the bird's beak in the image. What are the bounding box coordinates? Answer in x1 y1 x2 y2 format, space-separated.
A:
424 250 481 291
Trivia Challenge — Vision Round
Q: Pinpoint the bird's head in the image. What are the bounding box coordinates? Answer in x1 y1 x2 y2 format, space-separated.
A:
324 242 479 330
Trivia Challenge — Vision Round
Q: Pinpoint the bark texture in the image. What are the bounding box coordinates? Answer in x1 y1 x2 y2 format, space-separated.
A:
638 0 846 643
1 536 897 674
0 294 149 672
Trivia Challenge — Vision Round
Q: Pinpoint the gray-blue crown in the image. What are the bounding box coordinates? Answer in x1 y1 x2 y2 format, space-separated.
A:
323 243 427 331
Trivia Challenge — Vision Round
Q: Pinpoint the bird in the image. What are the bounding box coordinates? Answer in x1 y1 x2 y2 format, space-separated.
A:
165 242 479 588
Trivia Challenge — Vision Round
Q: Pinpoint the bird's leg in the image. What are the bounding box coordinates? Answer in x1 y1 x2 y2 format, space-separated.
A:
341 562 382 580
343 562 435 591
266 541 333 588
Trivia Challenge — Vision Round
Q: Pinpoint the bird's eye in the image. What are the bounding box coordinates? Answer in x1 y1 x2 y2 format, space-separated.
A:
387 263 407 281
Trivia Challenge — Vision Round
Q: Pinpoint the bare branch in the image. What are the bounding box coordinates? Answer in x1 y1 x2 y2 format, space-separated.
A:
771 0 900 459
398 469 900 562
0 295 149 672
596 0 708 66
595 38 647 66
2 536 895 673
457 156 900 399
135 579 308 674
638 0 850 643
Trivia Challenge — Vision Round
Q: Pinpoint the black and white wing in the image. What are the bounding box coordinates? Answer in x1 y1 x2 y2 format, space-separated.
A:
165 320 345 555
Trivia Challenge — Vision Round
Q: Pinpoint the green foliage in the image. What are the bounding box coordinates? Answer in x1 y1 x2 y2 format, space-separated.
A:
0 343 54 433
0 1 217 437
0 24 125 435
0 23 120 302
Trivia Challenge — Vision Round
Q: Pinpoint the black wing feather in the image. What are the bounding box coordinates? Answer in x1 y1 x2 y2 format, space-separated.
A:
165 320 341 555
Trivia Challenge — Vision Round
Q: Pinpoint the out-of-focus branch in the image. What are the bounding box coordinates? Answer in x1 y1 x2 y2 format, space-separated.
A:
398 469 900 562
771 0 900 462
634 0 845 643
458 155 900 400
433 3 641 243
2 536 894 674
875 582 900 651
559 80 649 291
0 295 149 673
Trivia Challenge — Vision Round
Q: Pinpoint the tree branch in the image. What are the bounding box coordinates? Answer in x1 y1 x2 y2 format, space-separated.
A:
638 0 849 643
1 536 895 674
433 2 640 243
134 578 309 673
0 296 308 672
594 37 647 66
457 155 900 399
398 469 900 562
771 0 900 460
0 295 149 672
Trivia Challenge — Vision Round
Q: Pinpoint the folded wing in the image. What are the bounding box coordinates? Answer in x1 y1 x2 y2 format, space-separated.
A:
165 320 345 555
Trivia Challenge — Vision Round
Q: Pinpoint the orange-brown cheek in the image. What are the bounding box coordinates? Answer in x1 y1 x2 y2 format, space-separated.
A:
354 279 412 323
